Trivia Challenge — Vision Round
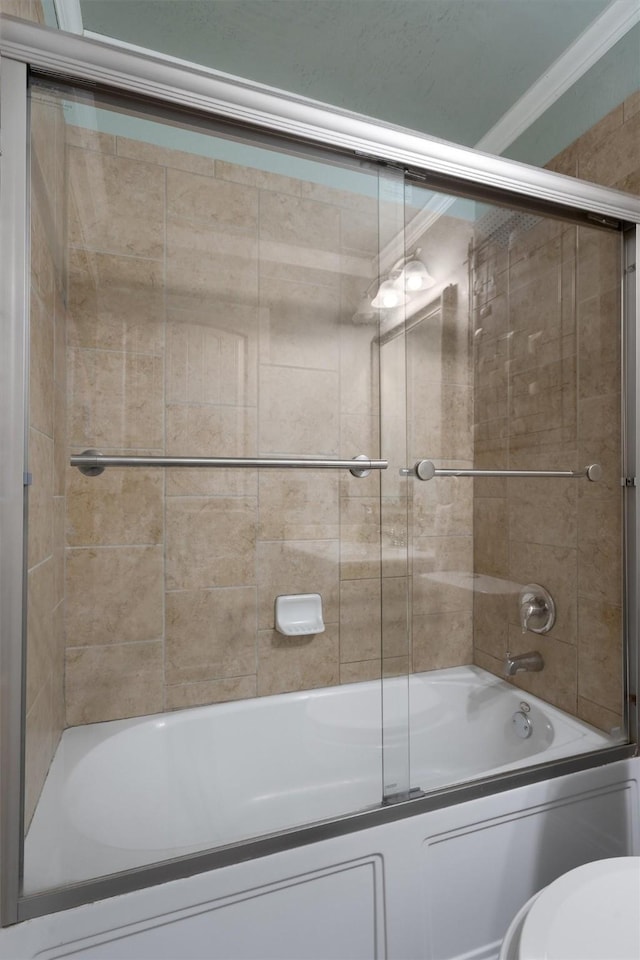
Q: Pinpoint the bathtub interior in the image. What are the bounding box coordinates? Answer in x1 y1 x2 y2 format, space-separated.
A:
21 72 628 903
23 665 621 892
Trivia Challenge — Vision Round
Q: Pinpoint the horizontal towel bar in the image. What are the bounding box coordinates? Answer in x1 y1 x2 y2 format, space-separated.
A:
71 451 387 478
414 460 602 482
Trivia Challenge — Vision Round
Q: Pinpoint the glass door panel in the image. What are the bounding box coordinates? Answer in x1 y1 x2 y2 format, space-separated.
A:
404 176 625 795
23 77 401 894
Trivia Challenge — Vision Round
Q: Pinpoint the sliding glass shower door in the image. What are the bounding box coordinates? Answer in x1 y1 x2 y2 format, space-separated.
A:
402 175 625 794
23 77 415 894
18 70 629 907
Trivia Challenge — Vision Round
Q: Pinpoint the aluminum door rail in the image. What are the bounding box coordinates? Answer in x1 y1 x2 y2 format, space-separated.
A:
70 451 387 478
414 460 602 481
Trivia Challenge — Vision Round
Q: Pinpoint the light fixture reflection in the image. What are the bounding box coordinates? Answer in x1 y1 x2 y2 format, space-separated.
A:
371 251 435 310
403 258 434 292
371 278 406 309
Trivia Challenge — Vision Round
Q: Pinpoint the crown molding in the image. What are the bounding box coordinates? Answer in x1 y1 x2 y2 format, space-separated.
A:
475 0 640 154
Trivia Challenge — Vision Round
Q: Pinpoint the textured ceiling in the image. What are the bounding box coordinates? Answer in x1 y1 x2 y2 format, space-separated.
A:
80 0 612 148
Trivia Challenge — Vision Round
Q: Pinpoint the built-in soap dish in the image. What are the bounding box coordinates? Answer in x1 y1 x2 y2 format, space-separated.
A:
275 594 325 636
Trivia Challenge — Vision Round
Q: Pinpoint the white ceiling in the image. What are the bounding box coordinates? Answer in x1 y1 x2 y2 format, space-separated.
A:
49 0 640 165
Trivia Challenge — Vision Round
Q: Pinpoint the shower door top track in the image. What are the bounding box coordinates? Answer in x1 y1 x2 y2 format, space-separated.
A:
1 15 639 226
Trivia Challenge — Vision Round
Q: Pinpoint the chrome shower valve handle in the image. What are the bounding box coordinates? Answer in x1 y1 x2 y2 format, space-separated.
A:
519 584 555 634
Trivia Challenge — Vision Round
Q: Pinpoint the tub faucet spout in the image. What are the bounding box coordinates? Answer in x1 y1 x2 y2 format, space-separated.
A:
503 651 544 677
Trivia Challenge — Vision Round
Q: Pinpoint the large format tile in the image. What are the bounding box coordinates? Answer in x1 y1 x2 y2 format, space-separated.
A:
30 290 54 439
382 576 410 660
473 591 508 660
28 427 54 569
67 249 165 355
165 403 258 497
165 675 257 711
578 392 621 444
258 365 339 455
577 497 622 605
166 496 257 590
339 660 381 684
30 202 54 307
167 168 258 234
412 536 474 615
576 227 622 301
258 192 340 252
579 112 640 190
53 496 65 608
53 383 67 498
507 478 577 548
412 465 473 538
117 137 215 175
259 277 340 370
412 611 473 672
65 641 164 725
54 294 67 392
166 301 258 407
339 324 379 418
216 160 302 196
165 586 257 684
258 238 342 289
410 384 473 461
473 498 508 578
339 206 378 256
66 462 164 547
68 349 164 451
339 578 381 663
65 545 164 646
26 558 55 713
339 496 381 580
257 625 339 696
577 290 621 399
24 680 53 830
166 218 258 303
577 597 622 714
66 125 116 154
258 470 339 540
577 696 622 736
68 149 165 258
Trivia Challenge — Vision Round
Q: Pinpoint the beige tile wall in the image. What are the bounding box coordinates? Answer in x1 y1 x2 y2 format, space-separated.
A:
64 128 392 722
472 94 636 731
62 92 635 729
406 218 474 674
0 0 43 22
25 86 67 828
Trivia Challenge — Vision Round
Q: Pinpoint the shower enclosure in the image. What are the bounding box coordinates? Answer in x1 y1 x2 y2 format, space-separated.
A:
1 16 639 926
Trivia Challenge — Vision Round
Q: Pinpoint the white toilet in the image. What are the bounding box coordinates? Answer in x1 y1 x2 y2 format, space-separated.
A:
499 857 640 960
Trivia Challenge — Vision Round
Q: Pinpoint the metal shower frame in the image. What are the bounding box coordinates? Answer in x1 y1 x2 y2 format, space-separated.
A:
1 14 639 926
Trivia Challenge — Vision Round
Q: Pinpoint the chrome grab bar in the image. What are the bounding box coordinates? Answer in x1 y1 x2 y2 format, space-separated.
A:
414 460 602 482
71 450 387 479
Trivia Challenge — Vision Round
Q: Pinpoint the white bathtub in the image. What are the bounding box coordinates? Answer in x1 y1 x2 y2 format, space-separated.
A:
24 665 619 893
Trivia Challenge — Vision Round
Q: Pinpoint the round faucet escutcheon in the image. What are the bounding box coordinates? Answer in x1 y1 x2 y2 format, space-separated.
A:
519 583 555 634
